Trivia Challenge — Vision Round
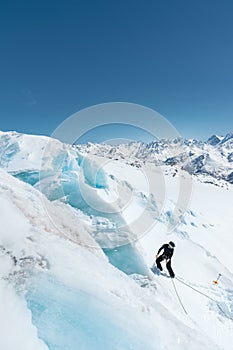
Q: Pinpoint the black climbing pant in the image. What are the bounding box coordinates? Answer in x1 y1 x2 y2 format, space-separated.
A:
156 255 175 278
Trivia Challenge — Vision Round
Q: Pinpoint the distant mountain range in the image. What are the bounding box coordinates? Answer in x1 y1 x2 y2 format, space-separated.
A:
75 133 233 184
0 130 233 184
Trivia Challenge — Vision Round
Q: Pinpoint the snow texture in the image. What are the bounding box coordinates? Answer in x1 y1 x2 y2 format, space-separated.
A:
0 130 233 350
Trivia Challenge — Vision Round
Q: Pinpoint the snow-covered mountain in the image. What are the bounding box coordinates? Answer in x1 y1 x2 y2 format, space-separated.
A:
1 130 233 185
0 130 233 350
74 133 233 185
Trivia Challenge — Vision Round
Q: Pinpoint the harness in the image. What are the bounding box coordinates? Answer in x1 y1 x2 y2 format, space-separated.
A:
162 253 170 260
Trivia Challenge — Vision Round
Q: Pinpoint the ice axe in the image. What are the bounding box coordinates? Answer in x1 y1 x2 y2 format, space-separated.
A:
213 273 222 285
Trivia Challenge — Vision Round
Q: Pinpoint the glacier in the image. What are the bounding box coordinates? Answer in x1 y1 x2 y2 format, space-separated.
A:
0 130 233 350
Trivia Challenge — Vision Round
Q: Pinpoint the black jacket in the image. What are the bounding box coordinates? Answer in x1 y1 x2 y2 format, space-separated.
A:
157 244 174 259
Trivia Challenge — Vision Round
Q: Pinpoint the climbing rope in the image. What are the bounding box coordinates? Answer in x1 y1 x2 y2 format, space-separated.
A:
175 276 233 322
176 277 216 302
170 277 188 315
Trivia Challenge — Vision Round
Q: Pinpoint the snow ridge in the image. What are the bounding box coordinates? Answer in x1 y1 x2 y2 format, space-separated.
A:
75 133 233 184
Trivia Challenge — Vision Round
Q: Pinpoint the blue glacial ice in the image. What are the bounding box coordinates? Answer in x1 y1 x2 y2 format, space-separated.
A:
26 273 158 350
103 244 149 275
12 150 150 276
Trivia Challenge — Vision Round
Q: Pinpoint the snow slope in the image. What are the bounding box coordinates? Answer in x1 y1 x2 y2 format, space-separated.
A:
102 158 233 350
0 130 233 350
0 170 222 350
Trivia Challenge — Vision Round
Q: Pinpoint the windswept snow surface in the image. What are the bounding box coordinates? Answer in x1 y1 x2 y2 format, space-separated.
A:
0 130 233 350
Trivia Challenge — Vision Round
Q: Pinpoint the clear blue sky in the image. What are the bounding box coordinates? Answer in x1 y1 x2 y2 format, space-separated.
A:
0 0 233 142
